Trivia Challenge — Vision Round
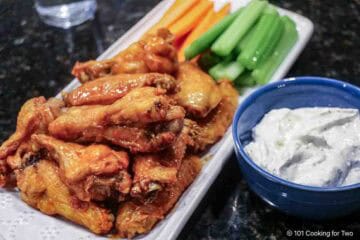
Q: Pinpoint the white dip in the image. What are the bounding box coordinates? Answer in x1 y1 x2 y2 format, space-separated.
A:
244 107 360 187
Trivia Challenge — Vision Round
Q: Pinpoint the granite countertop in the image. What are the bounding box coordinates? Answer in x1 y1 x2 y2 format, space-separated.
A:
1 0 359 239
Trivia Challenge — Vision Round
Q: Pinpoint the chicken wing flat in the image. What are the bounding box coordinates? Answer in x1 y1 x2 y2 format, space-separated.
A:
187 80 238 152
174 62 222 118
49 87 185 141
72 29 177 83
130 130 190 197
0 97 64 186
31 134 131 202
16 160 114 234
116 155 201 238
79 119 183 153
64 73 177 106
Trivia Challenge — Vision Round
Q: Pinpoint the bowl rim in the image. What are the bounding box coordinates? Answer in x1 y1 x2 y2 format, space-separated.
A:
232 76 360 192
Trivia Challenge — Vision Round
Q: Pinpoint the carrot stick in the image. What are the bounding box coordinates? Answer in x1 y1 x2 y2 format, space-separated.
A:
147 0 200 34
178 3 230 61
169 0 213 39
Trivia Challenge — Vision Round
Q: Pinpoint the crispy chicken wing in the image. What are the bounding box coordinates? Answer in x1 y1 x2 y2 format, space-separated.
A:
72 29 177 83
116 155 201 238
175 62 222 118
186 80 238 152
79 119 183 153
130 130 191 197
31 134 131 202
6 140 41 170
0 97 63 160
64 73 177 106
16 160 114 234
49 87 185 141
0 97 64 186
0 30 237 237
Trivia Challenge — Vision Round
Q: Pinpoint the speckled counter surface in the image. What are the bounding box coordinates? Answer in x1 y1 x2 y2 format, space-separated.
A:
0 0 359 239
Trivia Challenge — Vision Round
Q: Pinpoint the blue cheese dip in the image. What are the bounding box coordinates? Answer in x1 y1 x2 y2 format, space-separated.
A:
244 108 360 187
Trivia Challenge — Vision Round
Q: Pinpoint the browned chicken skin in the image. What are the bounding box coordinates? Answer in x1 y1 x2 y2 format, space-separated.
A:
79 119 183 153
0 97 63 160
64 73 178 106
0 97 64 186
186 80 238 152
130 129 190 197
72 29 178 83
0 28 239 237
49 87 185 141
16 160 114 234
175 62 222 118
31 134 131 202
116 155 201 238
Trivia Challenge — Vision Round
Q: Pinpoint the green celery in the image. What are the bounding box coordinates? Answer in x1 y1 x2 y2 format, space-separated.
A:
251 16 298 84
209 60 244 81
184 8 243 60
237 11 278 70
211 0 267 56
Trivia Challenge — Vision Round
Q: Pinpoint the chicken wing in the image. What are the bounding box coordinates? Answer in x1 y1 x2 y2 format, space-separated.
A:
79 119 183 153
0 97 63 160
116 155 201 238
130 129 190 197
49 87 185 141
0 97 64 186
16 160 114 234
174 62 222 118
186 80 238 152
64 73 177 106
0 160 9 187
31 134 131 202
72 29 177 83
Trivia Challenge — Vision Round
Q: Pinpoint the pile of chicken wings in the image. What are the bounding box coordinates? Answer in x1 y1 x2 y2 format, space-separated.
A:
0 29 238 238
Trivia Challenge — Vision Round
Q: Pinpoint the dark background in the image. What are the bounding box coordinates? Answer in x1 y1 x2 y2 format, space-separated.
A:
0 0 359 239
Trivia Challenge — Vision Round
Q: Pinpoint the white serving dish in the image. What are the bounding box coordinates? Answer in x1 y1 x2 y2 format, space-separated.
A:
0 1 313 239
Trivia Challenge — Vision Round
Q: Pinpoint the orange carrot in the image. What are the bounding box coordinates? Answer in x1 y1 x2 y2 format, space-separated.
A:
169 0 213 39
147 0 200 34
178 3 231 61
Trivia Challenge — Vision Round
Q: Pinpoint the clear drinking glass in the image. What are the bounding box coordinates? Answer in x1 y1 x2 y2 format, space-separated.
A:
35 0 97 29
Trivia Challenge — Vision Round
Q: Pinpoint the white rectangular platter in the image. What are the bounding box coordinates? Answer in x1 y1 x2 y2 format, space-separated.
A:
0 1 313 239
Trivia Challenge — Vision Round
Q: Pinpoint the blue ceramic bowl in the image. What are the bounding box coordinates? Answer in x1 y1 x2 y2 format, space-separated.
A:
232 76 360 219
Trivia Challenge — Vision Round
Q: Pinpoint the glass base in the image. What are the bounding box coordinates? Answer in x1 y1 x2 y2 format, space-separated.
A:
35 0 97 29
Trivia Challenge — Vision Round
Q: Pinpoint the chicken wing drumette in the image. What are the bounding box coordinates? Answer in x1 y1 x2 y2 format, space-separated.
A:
72 29 178 83
185 80 238 152
174 62 222 118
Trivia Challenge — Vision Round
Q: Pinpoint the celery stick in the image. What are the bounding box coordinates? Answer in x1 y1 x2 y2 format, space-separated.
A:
211 0 267 57
235 5 277 55
223 61 245 80
261 15 284 62
184 8 243 60
209 60 244 81
251 16 298 84
198 51 222 71
209 62 227 80
235 24 257 54
237 12 278 70
252 13 283 68
235 71 256 87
